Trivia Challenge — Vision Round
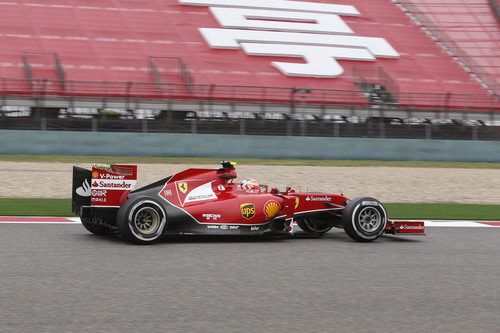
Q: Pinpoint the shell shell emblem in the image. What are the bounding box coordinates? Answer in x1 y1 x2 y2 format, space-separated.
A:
92 171 99 179
264 200 280 219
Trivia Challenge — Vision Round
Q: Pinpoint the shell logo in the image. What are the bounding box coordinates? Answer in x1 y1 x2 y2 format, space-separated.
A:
264 200 280 219
92 171 99 179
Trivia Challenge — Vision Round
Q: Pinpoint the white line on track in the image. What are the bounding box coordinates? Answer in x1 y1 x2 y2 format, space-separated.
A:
0 221 81 224
410 221 492 227
394 219 500 228
0 217 80 224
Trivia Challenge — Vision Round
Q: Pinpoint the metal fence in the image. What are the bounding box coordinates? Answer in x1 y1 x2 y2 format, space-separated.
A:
1 117 498 141
1 77 498 114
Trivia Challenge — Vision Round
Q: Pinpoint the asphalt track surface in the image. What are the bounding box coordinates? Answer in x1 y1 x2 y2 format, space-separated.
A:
0 224 499 332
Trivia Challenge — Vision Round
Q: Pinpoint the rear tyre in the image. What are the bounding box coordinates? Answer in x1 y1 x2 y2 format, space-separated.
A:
117 197 167 244
296 215 333 235
342 197 387 242
81 217 107 236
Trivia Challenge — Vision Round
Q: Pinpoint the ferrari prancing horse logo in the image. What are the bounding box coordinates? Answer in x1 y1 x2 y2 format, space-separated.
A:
240 203 256 220
178 182 188 194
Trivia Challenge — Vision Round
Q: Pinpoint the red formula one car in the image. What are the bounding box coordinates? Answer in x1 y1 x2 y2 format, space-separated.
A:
72 161 424 244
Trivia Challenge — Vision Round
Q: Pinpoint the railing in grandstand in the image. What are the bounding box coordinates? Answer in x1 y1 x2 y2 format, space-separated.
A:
148 56 194 94
0 77 498 112
21 56 33 89
489 0 500 23
54 55 66 91
396 0 500 98
21 52 66 92
351 65 400 102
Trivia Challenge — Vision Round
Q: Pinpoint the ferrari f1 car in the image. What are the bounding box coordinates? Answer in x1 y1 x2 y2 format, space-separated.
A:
72 161 424 244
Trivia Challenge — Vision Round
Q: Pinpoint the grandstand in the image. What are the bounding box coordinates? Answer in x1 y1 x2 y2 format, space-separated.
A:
0 0 499 140
397 0 499 96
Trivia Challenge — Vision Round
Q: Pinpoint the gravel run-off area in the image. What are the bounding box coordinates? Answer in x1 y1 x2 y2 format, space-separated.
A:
1 162 498 204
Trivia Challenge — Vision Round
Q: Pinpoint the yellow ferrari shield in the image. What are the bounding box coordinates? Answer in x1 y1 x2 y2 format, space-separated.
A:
178 182 188 194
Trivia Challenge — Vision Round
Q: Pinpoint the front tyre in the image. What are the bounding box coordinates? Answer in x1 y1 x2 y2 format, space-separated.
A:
296 215 333 235
342 197 387 242
117 197 167 244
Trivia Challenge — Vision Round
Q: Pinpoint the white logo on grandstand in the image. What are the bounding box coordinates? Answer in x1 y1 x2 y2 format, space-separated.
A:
76 179 91 197
180 0 399 77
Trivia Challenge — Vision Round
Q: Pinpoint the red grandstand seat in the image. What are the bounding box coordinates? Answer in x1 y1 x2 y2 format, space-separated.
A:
0 0 497 109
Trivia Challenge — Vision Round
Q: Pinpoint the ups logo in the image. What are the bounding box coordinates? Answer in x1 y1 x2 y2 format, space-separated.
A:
240 203 256 220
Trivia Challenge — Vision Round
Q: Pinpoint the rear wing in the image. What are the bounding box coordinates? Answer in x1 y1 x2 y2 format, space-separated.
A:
72 164 137 215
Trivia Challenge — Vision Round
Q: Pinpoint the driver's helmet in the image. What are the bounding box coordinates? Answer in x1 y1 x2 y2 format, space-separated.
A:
240 179 260 190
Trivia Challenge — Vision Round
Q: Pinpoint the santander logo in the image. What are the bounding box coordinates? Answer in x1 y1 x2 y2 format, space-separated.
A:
179 0 399 78
76 179 91 197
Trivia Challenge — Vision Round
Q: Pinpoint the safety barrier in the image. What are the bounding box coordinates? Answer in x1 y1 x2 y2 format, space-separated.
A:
1 129 499 162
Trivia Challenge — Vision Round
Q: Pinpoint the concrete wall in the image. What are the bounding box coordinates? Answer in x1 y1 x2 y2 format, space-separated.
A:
1 130 499 162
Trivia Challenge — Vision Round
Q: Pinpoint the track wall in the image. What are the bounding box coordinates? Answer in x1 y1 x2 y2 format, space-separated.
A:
1 130 498 162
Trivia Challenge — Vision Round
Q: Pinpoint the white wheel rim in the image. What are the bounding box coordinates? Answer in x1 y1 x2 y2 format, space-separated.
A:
357 207 381 232
134 207 159 235
127 200 166 242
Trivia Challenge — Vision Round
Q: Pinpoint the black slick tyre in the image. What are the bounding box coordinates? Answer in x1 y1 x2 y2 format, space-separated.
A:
81 217 107 236
116 197 167 244
342 197 387 242
296 215 333 235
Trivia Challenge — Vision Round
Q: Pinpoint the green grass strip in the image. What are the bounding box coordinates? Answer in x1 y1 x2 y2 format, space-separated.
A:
0 198 498 220
384 203 500 220
0 199 74 217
